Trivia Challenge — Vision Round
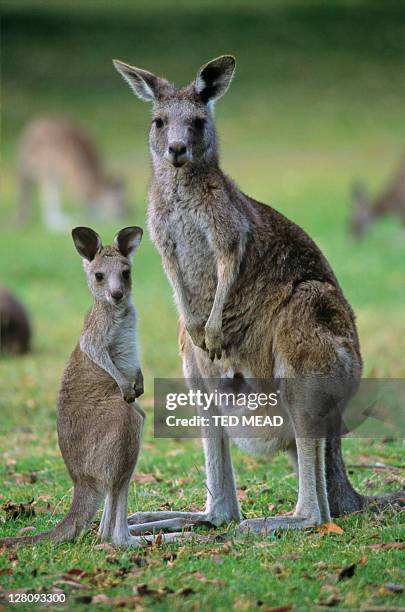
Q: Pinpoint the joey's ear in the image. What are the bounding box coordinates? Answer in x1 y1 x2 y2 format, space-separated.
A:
72 227 102 261
194 55 236 104
114 226 143 257
113 59 164 102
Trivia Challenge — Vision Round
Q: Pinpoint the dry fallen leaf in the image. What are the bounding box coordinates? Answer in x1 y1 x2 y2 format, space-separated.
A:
189 571 227 586
367 542 404 550
1 499 35 520
136 583 173 599
91 594 143 607
132 473 158 483
318 522 344 535
17 526 35 537
237 488 247 501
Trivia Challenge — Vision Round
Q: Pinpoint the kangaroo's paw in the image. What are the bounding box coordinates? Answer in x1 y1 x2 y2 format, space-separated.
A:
204 325 223 361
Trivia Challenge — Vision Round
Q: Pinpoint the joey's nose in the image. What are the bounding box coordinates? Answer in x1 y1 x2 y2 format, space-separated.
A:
169 142 187 157
111 290 123 302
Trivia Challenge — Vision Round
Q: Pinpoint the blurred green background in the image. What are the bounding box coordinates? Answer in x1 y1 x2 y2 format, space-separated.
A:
1 0 404 389
1 2 405 609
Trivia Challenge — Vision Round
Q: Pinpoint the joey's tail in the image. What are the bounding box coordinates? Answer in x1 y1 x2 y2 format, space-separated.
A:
0 484 101 546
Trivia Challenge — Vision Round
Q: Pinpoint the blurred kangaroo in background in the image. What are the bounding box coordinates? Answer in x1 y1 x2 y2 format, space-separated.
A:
0 227 185 547
18 117 128 231
114 55 404 537
0 285 31 355
350 155 405 238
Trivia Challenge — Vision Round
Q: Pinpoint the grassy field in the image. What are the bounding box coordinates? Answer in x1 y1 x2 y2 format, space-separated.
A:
1 1 404 610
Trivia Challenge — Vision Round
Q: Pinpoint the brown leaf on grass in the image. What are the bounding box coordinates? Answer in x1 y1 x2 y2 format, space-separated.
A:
53 579 89 590
175 587 195 597
94 543 116 554
63 569 92 579
0 568 12 576
318 593 341 607
91 594 143 607
337 563 356 581
318 522 344 535
1 499 35 520
17 526 35 537
189 571 227 586
237 488 247 501
260 606 292 612
367 542 404 550
132 473 158 483
233 598 251 610
14 472 38 485
136 583 173 599
276 554 302 561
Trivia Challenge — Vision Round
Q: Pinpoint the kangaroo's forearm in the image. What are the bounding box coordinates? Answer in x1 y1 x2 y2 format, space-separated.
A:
163 253 196 325
80 339 128 389
206 254 240 331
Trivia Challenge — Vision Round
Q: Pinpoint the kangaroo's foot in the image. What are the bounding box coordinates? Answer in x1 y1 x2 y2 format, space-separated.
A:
112 531 203 547
128 510 230 534
237 514 320 535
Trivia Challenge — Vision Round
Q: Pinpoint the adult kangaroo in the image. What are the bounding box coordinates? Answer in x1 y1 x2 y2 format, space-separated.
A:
114 55 404 535
350 155 405 238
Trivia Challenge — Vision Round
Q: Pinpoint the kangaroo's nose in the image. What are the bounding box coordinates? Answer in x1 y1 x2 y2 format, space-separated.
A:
168 142 187 156
111 290 123 302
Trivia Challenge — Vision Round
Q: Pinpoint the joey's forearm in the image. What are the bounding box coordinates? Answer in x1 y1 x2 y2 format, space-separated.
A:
80 339 129 389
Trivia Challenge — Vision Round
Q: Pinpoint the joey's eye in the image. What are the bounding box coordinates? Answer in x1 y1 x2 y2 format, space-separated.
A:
154 117 164 128
122 269 130 280
95 272 104 282
193 117 206 130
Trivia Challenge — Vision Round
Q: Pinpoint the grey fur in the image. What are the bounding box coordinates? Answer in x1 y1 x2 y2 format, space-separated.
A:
115 56 404 536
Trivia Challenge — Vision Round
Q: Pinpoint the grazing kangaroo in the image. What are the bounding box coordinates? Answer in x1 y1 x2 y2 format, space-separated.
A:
0 286 31 355
350 156 405 238
18 117 128 231
0 227 188 547
114 56 404 536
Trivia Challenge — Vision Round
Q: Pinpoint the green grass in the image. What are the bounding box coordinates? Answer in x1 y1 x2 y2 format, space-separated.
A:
1 1 405 609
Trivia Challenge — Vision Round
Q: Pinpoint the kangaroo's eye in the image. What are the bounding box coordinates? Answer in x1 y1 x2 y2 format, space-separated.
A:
154 117 164 128
122 269 130 280
95 272 104 282
193 117 206 130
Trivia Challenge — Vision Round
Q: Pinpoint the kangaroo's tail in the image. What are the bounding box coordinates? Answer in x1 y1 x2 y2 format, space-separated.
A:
325 435 405 517
0 484 101 546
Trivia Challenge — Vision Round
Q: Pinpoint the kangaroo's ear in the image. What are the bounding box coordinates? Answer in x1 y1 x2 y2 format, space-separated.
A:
194 55 236 104
114 226 143 257
72 227 102 261
113 60 164 102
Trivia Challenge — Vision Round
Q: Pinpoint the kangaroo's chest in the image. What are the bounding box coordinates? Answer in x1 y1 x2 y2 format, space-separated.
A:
151 201 217 317
109 310 138 379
